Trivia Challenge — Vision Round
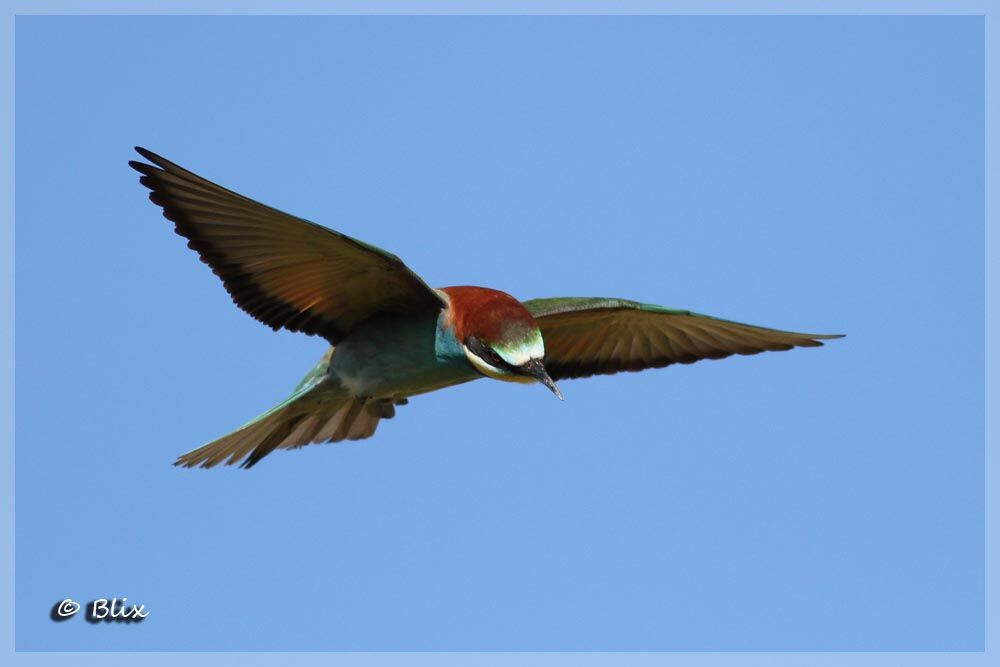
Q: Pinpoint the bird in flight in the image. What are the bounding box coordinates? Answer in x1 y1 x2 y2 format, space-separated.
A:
130 147 842 469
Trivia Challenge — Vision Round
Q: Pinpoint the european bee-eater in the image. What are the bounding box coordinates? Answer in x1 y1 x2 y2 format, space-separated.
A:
129 147 842 469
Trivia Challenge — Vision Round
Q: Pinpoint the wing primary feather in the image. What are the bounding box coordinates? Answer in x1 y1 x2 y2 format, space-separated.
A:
131 147 445 344
527 297 842 380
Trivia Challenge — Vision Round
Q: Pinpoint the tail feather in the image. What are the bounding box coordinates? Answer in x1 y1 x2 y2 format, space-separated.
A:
174 377 401 469
347 404 380 440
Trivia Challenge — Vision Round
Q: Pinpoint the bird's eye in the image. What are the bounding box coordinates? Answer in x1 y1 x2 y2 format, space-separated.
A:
468 337 507 370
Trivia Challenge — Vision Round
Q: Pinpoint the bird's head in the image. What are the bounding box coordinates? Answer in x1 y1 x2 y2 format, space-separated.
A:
441 286 563 400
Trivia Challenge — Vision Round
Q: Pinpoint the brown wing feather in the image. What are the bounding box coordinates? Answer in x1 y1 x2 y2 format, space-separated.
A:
130 147 445 343
524 297 842 381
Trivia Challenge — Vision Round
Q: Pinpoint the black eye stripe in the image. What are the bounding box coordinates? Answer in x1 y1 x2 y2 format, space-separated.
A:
468 337 513 371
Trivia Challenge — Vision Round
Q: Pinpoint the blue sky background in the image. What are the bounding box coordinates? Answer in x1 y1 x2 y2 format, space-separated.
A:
14 16 983 650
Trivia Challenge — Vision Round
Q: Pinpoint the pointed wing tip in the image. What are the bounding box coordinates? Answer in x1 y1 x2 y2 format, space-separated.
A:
127 159 154 177
134 145 157 160
132 146 176 173
797 333 843 348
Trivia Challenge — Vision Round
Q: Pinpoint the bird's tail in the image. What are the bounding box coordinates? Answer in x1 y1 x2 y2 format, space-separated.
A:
174 357 400 469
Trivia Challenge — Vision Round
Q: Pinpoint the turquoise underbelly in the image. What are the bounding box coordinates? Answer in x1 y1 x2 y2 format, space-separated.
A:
329 312 481 398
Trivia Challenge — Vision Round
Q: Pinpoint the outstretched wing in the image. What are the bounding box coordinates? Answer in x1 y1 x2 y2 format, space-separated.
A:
130 147 446 343
523 297 843 381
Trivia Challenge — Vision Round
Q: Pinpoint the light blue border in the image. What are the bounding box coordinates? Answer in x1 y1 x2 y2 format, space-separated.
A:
2 1 991 664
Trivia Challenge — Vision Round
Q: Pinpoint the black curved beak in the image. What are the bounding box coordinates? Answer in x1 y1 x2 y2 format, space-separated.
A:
523 358 564 401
